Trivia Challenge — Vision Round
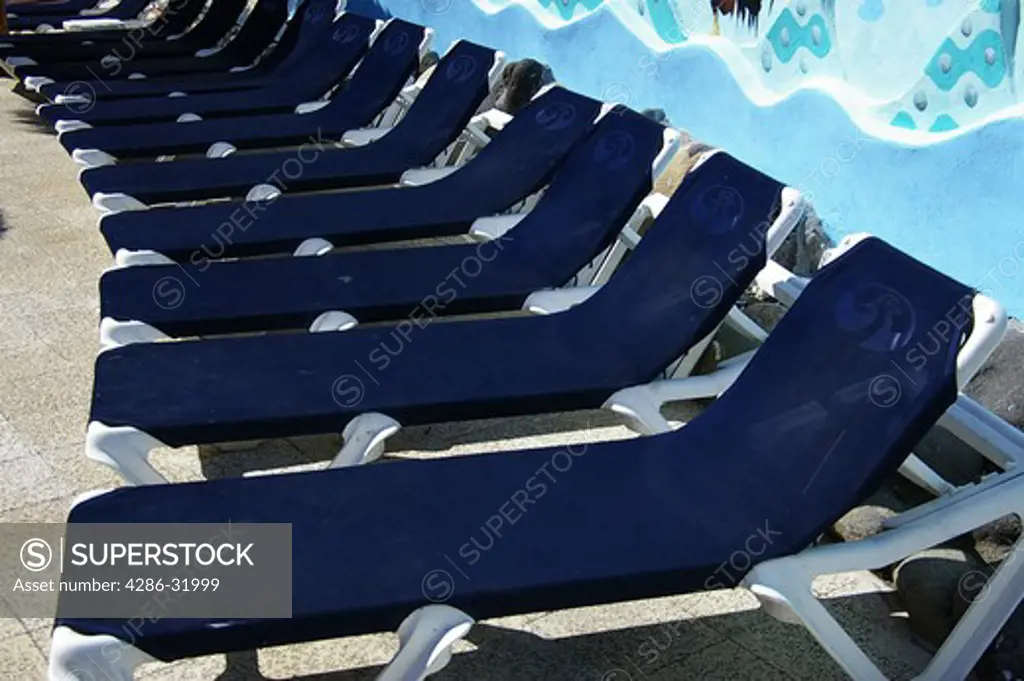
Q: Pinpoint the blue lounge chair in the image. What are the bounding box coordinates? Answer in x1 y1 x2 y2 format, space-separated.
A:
77 39 500 201
43 0 352 101
6 0 153 32
97 106 677 337
1 0 247 66
14 0 289 86
86 152 790 485
52 238 1019 681
96 85 602 260
57 18 431 160
5 0 207 46
35 4 372 125
27 0 343 101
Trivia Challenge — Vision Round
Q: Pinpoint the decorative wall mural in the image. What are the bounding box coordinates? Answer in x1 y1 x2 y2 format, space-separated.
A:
523 0 1020 133
876 0 1017 132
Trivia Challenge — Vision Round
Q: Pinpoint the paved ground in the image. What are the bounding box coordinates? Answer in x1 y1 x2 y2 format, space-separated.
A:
0 84 936 679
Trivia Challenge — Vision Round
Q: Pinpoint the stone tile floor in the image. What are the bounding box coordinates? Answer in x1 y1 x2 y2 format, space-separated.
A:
0 85 936 679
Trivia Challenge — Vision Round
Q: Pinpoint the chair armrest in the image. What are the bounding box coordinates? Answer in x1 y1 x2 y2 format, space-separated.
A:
341 126 392 146
399 166 461 187
468 214 527 242
459 109 512 149
63 18 142 30
294 99 331 115
474 108 513 131
523 286 601 315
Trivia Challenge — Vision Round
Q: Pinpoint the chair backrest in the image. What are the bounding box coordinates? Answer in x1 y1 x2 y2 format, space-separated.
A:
365 39 498 162
498 107 666 282
567 152 784 380
685 236 973 562
216 0 293 64
139 0 210 38
436 85 604 213
176 0 249 45
319 18 427 122
266 0 348 72
270 8 374 87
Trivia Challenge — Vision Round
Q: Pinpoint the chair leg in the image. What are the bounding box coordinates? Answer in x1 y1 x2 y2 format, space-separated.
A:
743 474 1024 680
377 605 475 681
896 454 958 497
99 318 171 351
85 421 168 486
745 560 889 681
49 626 154 681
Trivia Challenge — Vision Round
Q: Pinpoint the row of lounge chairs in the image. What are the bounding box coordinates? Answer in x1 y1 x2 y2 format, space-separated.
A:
4 1 1023 679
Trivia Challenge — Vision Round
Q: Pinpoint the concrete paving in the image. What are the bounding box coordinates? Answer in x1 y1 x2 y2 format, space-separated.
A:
0 85 935 679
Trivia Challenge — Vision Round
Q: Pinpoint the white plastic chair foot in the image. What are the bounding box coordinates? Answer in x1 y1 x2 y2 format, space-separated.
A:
206 141 237 159
167 91 188 98
378 605 475 681
49 626 153 681
176 113 202 123
330 413 401 468
55 119 92 135
7 55 36 66
22 75 54 92
309 310 358 333
127 72 146 80
93 192 147 216
293 237 333 257
34 23 56 33
85 421 168 486
113 249 175 268
99 317 170 350
72 148 116 168
246 183 281 203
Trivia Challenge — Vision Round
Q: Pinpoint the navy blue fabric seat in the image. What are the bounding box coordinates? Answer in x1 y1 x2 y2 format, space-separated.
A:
91 153 782 447
99 86 601 259
58 20 427 159
79 40 496 201
65 236 971 661
36 6 372 125
99 107 664 336
1 0 246 65
48 0 346 101
18 0 288 85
